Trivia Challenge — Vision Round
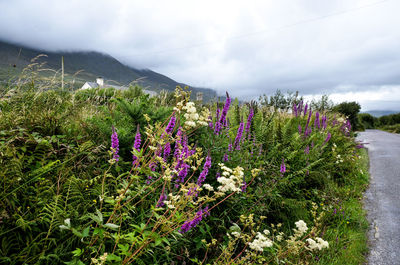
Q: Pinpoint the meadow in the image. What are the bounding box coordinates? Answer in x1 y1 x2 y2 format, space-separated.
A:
0 72 369 264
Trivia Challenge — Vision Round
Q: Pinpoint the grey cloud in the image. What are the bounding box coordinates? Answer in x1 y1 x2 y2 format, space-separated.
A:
1 0 400 110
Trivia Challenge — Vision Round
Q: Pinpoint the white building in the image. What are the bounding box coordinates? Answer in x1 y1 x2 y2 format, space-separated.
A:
81 77 157 96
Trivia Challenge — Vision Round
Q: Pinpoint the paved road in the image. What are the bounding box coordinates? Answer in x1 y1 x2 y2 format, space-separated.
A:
357 130 400 265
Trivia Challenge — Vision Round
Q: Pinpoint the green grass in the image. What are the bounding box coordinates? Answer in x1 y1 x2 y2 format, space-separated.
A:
318 148 369 265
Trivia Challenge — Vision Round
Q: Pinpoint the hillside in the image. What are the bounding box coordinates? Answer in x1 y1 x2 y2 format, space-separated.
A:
363 110 399 117
0 39 216 100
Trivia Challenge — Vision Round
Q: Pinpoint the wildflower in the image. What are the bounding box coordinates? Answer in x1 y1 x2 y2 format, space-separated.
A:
234 122 244 150
304 145 310 154
245 108 254 136
249 232 273 251
165 115 176 135
293 102 298 117
323 132 331 145
132 125 141 164
304 103 308 116
304 110 312 137
179 206 210 233
314 111 320 129
217 164 244 193
306 237 329 250
197 155 212 186
293 220 308 236
111 126 119 162
298 124 302 134
223 153 229 161
203 183 214 191
280 159 286 174
156 193 167 208
219 92 231 126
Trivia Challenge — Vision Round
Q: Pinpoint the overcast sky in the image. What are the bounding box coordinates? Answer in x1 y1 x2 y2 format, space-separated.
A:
1 0 400 110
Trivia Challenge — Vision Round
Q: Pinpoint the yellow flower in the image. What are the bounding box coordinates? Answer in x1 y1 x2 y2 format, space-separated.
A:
93 199 97 203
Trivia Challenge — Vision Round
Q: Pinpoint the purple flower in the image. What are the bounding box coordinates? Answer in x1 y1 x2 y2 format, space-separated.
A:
314 111 320 129
228 141 233 152
197 155 212 186
304 103 308 116
214 108 221 135
324 132 331 145
163 142 171 160
298 124 302 134
179 206 210 233
304 109 312 136
322 115 327 130
132 126 141 164
223 153 229 162
245 108 254 135
304 145 310 155
111 126 119 162
293 103 298 117
165 115 176 135
280 159 286 174
219 92 232 126
208 115 213 129
234 122 244 150
156 192 167 207
241 181 247 192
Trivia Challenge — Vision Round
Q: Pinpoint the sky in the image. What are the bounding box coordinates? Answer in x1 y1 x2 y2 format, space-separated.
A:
1 0 400 111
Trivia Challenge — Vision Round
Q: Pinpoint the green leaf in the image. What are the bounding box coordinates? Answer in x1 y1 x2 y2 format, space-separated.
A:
104 223 119 230
82 226 90 237
71 248 83 257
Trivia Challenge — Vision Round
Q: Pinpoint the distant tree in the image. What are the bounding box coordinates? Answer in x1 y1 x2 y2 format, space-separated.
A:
259 90 303 111
359 113 378 129
378 113 400 126
333 101 362 130
311 95 334 112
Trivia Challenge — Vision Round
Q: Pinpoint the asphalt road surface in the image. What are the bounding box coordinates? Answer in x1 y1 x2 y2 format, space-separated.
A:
357 129 400 265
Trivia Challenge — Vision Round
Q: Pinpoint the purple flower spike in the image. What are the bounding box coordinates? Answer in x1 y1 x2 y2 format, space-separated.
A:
219 92 232 126
293 103 298 117
132 125 141 164
223 153 229 162
163 142 171 160
298 124 302 134
245 108 254 136
197 155 212 186
165 115 176 135
304 109 312 137
304 145 310 154
314 111 320 129
280 159 286 174
111 126 120 162
324 132 331 145
179 206 210 233
156 192 167 208
234 122 244 150
304 103 308 116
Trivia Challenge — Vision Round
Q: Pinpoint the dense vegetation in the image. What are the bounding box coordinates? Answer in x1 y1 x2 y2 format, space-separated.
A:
359 112 400 133
0 75 369 264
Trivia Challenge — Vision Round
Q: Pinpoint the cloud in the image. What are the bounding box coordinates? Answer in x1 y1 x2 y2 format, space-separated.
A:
1 0 399 110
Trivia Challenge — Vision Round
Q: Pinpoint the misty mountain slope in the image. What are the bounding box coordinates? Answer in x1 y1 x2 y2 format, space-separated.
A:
0 40 217 100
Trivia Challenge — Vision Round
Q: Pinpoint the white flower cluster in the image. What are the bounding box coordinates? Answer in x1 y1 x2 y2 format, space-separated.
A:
293 220 308 237
163 193 181 209
183 102 199 128
203 183 214 191
217 163 245 193
306 237 329 251
179 102 210 128
249 231 273 252
335 154 344 164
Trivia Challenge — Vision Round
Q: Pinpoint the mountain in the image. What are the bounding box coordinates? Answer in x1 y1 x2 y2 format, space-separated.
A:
0 40 217 101
362 110 400 117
